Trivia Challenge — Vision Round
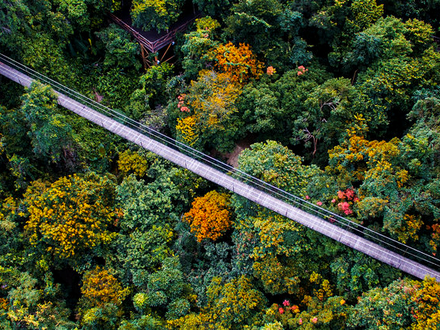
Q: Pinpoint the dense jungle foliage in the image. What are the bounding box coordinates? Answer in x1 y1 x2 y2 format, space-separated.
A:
1 0 440 328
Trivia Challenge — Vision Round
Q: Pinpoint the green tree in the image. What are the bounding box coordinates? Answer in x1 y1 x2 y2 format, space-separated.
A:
308 0 384 70
0 104 38 190
119 315 164 330
131 0 185 33
237 140 320 196
180 17 220 80
197 276 266 329
57 0 90 31
116 156 205 232
0 0 74 53
192 0 232 18
126 63 174 120
330 249 402 300
132 257 193 320
237 65 333 147
292 77 358 160
348 278 418 329
347 17 440 134
224 0 310 68
238 81 281 136
114 225 174 287
224 0 283 53
20 82 77 165
112 158 205 287
116 168 185 232
1 267 75 329
0 0 31 35
379 0 440 28
404 97 440 178
20 34 75 86
95 24 141 70
57 0 115 32
85 63 139 112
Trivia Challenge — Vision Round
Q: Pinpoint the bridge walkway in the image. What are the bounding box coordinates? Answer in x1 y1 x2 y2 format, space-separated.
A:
1 54 439 281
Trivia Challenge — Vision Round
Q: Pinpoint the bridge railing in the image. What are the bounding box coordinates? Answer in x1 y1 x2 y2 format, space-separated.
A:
110 13 201 53
109 14 155 52
149 13 201 53
1 53 439 272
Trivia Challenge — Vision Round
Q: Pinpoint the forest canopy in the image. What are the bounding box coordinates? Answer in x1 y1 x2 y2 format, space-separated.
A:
1 0 440 328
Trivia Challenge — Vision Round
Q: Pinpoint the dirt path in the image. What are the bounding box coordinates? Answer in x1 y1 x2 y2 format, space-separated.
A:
224 135 255 167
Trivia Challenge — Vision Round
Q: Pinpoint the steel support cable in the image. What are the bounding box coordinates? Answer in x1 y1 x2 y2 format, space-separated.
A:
0 54 436 267
0 57 430 245
1 53 439 270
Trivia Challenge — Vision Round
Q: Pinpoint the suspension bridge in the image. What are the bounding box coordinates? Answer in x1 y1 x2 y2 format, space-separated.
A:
1 53 439 281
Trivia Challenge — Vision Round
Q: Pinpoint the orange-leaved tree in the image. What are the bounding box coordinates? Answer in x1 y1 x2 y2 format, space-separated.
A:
214 42 263 84
183 190 231 242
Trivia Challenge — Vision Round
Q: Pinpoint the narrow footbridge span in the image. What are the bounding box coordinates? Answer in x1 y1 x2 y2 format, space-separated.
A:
1 54 439 281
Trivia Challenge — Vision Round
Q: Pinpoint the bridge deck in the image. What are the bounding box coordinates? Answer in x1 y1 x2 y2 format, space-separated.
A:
1 59 439 281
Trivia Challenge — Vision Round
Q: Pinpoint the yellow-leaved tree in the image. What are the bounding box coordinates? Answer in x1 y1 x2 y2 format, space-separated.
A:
183 190 231 242
24 172 121 263
412 276 440 329
175 70 243 152
118 149 153 178
78 266 129 327
175 115 199 147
